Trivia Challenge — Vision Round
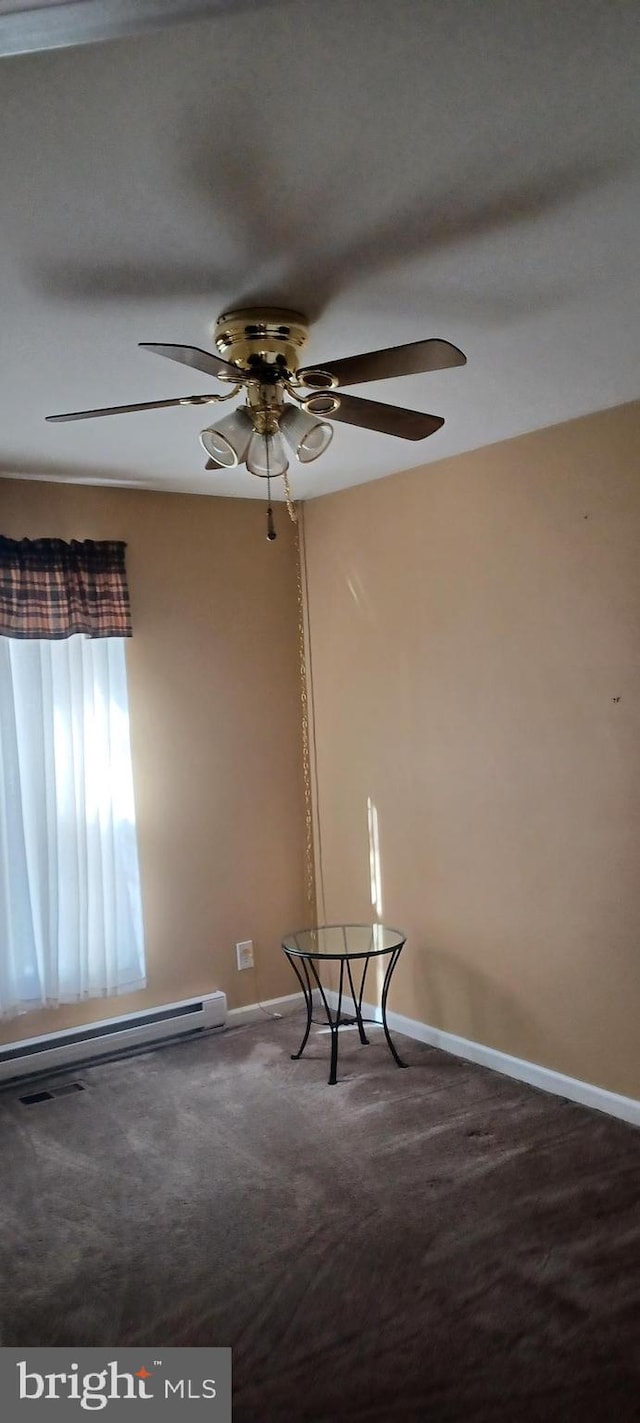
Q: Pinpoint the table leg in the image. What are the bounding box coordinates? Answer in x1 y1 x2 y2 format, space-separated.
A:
285 952 313 1060
307 957 344 1085
381 947 408 1069
346 957 369 1045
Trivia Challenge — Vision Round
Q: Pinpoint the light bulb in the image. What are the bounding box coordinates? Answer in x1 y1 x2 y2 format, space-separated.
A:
246 430 289 478
199 408 252 467
280 404 334 463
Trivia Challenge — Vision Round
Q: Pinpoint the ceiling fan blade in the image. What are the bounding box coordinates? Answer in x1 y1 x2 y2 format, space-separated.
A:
308 393 444 441
46 395 214 423
139 343 241 382
299 338 466 390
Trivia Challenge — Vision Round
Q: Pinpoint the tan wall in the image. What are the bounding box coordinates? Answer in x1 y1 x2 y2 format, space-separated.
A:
0 478 307 1044
302 400 640 1099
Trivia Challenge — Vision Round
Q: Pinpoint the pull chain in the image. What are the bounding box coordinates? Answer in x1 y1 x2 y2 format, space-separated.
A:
266 446 277 540
283 468 298 523
295 511 316 912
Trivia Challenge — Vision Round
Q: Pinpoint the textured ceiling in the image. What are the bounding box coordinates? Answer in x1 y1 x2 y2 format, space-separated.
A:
1 0 639 499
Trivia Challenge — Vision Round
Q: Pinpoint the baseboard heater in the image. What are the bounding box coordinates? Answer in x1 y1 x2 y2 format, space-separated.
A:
0 992 227 1084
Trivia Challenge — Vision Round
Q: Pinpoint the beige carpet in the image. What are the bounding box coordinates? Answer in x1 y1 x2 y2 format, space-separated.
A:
0 1016 639 1420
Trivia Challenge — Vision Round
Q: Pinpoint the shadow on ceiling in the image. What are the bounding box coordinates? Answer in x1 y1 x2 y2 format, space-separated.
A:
31 155 624 329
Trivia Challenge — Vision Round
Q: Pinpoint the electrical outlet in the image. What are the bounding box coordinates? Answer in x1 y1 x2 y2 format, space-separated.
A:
236 940 254 971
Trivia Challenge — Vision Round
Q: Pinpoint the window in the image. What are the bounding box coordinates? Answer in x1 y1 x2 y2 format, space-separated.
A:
0 537 145 1018
0 635 146 1016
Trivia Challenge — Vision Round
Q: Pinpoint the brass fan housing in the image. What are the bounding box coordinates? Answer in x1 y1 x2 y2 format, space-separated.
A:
214 307 309 376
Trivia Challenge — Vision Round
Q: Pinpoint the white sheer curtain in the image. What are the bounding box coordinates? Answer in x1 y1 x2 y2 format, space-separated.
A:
0 634 146 1017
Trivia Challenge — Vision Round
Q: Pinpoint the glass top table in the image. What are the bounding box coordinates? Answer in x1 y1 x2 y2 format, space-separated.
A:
281 923 407 1085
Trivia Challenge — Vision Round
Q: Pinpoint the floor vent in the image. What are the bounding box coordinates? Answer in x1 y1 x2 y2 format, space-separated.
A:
20 1081 85 1106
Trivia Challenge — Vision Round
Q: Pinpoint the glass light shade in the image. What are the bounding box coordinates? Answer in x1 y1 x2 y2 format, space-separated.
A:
280 404 334 463
199 408 252 468
246 430 289 478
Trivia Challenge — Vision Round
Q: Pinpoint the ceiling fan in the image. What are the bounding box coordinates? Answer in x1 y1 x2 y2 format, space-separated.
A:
46 308 466 535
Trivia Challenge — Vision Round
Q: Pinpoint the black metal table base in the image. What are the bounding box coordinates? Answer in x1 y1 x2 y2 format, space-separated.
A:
284 948 408 1085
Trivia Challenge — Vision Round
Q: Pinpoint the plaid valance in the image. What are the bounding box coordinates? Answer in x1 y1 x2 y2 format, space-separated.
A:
0 538 132 639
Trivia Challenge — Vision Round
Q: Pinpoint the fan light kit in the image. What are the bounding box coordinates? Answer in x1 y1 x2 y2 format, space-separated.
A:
47 308 466 540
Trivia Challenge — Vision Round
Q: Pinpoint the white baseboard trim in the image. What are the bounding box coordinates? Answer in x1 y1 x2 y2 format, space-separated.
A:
324 991 640 1129
227 992 304 1028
